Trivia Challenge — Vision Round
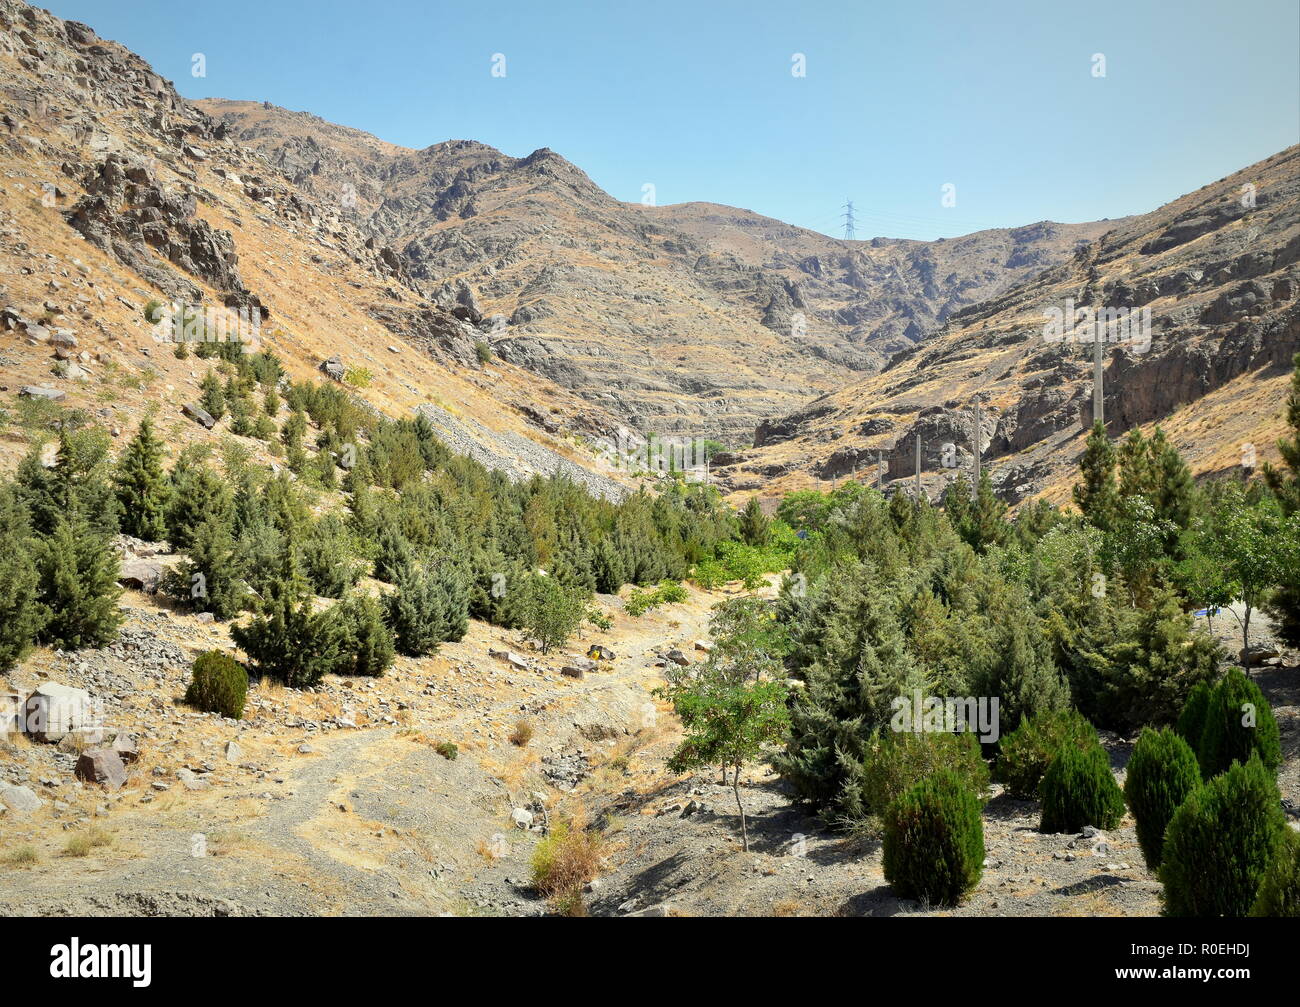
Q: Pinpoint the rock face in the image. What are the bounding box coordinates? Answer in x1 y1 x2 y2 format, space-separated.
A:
721 145 1300 502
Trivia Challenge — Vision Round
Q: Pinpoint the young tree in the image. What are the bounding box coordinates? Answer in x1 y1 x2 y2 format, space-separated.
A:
0 485 46 671
739 496 769 547
1073 420 1119 531
35 508 124 650
661 675 789 851
384 557 470 656
114 417 170 540
521 573 586 654
199 370 226 421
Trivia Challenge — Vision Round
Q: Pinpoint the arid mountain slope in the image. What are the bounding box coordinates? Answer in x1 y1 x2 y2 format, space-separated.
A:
0 0 630 494
716 146 1300 504
197 99 1123 441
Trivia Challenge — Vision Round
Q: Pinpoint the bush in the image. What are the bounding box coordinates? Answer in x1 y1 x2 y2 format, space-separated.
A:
1039 742 1124 833
530 817 605 915
881 769 984 906
184 651 249 719
1251 829 1300 917
474 340 492 364
334 594 395 677
862 730 989 817
1160 754 1287 916
1176 680 1212 748
624 579 687 617
435 741 458 760
1123 727 1201 870
510 720 534 747
1197 667 1281 779
995 709 1098 800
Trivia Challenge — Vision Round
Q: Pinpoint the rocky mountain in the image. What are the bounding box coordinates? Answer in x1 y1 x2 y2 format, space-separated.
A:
715 146 1300 504
197 99 1120 442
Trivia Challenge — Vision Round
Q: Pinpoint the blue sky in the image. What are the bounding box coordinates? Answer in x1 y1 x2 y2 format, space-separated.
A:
44 0 1300 240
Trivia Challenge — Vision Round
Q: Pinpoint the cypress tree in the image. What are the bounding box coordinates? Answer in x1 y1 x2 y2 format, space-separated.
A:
1039 741 1125 833
739 496 769 547
1124 727 1201 869
882 769 985 907
1251 829 1300 917
384 558 469 656
1197 667 1281 778
1160 753 1287 916
114 417 170 540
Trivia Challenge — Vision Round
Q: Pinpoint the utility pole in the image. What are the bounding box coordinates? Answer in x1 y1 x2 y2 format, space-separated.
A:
842 199 856 241
878 450 885 489
914 433 922 499
972 398 981 500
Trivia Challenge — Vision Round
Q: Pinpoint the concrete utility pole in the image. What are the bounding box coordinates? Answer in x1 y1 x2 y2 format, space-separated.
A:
914 433 922 499
972 398 982 500
878 450 886 489
1093 327 1105 428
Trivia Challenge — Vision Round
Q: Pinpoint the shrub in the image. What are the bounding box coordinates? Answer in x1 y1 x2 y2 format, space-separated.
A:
184 650 249 719
435 741 458 760
862 730 989 817
881 769 985 906
1197 667 1281 779
1123 727 1201 869
523 574 586 653
530 817 605 914
1160 754 1287 916
995 709 1098 800
333 594 395 678
5 845 39 867
510 720 534 747
1039 742 1124 833
1251 829 1300 917
1176 680 1212 747
474 340 492 364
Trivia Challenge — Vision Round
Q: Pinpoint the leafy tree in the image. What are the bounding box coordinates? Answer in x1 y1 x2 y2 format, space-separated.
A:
521 573 586 654
114 417 170 540
662 675 789 851
1160 753 1287 917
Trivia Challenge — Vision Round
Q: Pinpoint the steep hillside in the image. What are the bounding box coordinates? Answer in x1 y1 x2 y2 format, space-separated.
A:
0 1 631 496
197 100 1122 441
716 146 1300 504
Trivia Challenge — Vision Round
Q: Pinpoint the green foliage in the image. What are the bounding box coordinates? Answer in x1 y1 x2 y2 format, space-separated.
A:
1123 727 1201 869
184 650 249 719
1251 829 1300 917
1073 420 1119 532
624 579 687 617
384 558 469 657
1196 667 1281 779
1176 681 1212 749
333 593 395 678
230 546 342 687
882 769 985 906
1038 742 1124 833
199 370 226 421
474 340 492 364
0 487 46 671
1160 754 1287 917
995 709 1099 799
35 509 123 650
114 417 170 540
862 730 989 818
435 740 458 760
738 496 769 546
522 574 587 654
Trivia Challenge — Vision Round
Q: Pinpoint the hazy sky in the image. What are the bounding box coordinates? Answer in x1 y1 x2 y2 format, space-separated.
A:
43 0 1300 240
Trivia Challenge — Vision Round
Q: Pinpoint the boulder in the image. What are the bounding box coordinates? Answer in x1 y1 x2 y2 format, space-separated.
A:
561 665 584 680
587 644 616 661
511 807 534 830
24 682 94 743
666 649 690 667
57 726 106 754
182 402 215 429
0 782 43 816
75 749 128 790
319 355 346 382
111 733 140 764
18 385 65 402
118 557 166 593
224 740 241 763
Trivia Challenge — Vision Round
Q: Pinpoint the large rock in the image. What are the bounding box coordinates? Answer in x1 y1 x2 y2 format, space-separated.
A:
319 354 346 382
182 402 215 429
118 557 166 593
18 385 65 402
0 782 43 815
24 682 94 743
75 749 128 790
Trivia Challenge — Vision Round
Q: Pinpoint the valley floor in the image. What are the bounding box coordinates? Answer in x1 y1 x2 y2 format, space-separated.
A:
1 582 1296 917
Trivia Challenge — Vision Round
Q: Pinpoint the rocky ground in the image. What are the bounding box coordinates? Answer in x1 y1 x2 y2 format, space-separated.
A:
3 572 1295 917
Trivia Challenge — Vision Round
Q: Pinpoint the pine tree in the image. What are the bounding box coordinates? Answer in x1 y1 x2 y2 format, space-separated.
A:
175 511 245 619
165 454 233 551
384 558 469 656
0 485 47 671
1124 727 1201 870
114 417 170 540
35 507 124 650
1073 420 1119 531
199 370 226 421
334 593 395 677
739 496 769 547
